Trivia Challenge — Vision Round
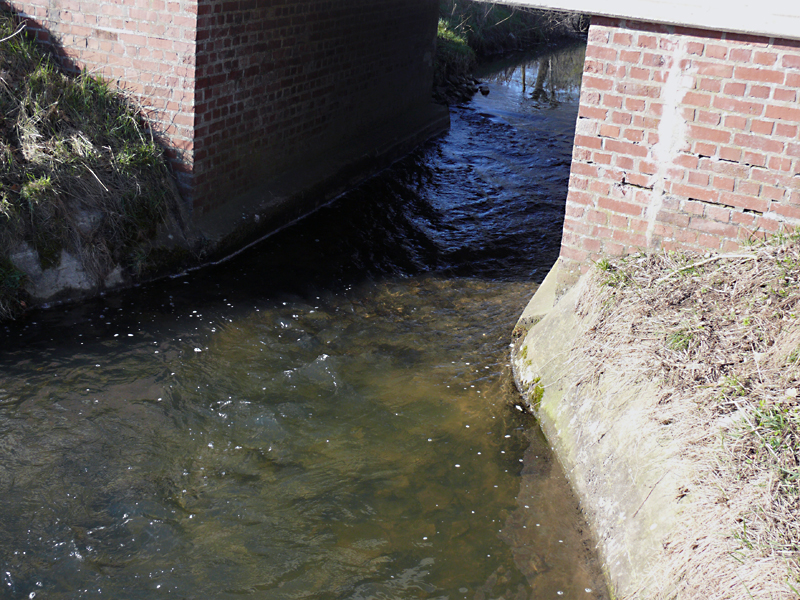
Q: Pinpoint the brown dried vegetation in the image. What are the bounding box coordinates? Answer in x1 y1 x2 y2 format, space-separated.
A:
580 236 800 598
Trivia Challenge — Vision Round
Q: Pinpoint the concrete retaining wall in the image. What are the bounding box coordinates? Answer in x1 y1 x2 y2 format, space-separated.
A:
512 271 687 599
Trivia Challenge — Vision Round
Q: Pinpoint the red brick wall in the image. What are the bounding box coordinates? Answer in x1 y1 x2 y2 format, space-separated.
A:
5 0 438 215
191 0 438 215
561 16 800 280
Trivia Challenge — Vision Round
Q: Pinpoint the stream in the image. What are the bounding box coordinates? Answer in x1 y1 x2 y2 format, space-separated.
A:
0 42 608 600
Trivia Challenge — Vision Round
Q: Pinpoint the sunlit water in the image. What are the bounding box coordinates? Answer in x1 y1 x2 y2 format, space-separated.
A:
0 43 607 599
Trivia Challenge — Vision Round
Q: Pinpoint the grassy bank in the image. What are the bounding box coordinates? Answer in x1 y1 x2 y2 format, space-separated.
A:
439 0 587 57
435 15 477 86
0 13 179 319
434 1 587 101
586 237 800 597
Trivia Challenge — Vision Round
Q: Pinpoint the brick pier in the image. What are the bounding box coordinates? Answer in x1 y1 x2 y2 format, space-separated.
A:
8 0 445 247
558 16 800 283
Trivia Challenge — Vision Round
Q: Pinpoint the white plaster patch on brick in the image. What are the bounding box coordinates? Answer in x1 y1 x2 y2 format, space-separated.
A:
644 39 695 248
575 117 597 136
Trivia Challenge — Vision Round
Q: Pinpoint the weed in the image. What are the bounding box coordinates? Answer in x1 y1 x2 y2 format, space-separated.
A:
719 374 748 399
593 257 634 288
667 328 695 352
20 174 54 205
732 520 756 551
0 10 181 312
750 403 792 456
0 193 12 220
529 376 544 407
788 347 800 366
595 257 613 272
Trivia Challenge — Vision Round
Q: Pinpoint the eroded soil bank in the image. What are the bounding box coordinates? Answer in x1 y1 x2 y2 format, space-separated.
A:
512 246 800 599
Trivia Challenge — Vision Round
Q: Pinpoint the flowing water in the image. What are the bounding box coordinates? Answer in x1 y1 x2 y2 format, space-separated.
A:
0 43 608 600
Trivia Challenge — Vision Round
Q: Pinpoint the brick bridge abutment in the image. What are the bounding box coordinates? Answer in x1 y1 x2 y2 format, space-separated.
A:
483 0 800 290
503 4 800 596
5 0 800 268
555 15 800 289
6 0 447 252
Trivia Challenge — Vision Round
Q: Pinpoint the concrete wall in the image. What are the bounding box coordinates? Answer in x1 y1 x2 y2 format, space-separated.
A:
556 16 800 285
7 0 444 244
512 273 687 599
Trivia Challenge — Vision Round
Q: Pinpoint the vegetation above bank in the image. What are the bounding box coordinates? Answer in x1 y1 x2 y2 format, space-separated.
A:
586 236 800 598
434 0 587 103
0 13 179 320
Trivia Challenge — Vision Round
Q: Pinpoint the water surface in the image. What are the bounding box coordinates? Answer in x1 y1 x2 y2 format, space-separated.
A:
0 43 607 600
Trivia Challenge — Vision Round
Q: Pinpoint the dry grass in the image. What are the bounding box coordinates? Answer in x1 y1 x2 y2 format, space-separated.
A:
573 235 800 598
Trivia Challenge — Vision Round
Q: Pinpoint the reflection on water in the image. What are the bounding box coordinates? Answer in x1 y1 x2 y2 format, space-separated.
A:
476 43 584 107
0 43 606 599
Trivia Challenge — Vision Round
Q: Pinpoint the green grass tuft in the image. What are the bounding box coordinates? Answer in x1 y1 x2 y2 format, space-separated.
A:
0 11 181 316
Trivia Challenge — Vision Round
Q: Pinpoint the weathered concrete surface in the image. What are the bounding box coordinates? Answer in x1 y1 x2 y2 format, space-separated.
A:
512 261 562 337
10 244 95 301
511 268 688 598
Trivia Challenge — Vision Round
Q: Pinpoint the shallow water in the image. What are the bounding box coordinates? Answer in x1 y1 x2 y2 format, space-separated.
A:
0 43 607 599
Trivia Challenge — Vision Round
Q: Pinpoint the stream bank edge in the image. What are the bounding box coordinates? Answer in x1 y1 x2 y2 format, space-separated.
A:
511 263 684 598
511 247 800 599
